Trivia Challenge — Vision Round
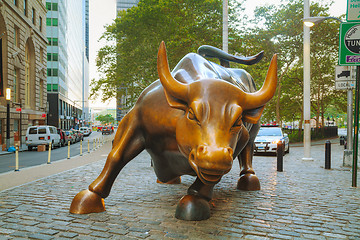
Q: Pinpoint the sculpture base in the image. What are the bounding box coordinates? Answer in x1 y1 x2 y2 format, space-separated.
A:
175 195 210 221
237 173 260 191
70 189 105 214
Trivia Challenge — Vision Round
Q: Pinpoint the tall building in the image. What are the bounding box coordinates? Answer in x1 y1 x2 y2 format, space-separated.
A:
116 0 139 12
0 0 47 147
115 0 139 122
46 0 89 129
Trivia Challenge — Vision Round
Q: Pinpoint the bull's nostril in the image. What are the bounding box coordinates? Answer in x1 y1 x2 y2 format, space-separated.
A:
189 152 195 162
198 146 205 153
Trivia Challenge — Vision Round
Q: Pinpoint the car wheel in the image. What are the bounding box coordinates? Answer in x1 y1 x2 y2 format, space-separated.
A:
286 145 290 154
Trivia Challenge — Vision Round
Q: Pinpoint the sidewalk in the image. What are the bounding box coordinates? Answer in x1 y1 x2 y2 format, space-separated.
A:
0 137 359 239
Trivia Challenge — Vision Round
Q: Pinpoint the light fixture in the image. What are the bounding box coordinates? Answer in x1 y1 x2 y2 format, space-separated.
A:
303 16 343 28
5 88 11 101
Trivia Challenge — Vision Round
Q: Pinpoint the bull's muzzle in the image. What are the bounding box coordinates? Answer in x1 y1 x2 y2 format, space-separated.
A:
189 145 233 185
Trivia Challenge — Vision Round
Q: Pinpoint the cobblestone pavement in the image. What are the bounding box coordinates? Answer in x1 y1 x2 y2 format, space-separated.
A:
0 140 359 239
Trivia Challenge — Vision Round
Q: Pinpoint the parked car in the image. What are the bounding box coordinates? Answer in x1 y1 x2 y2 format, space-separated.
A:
25 125 61 151
102 126 113 135
65 130 76 144
79 127 91 137
71 129 83 142
97 126 103 132
57 129 69 147
254 126 290 155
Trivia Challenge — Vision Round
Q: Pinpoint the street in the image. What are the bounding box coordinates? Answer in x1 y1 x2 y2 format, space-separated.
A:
0 131 114 174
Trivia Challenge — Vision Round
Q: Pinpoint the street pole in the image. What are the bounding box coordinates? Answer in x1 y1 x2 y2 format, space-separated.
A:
6 101 10 150
222 0 228 53
302 0 313 161
352 67 360 188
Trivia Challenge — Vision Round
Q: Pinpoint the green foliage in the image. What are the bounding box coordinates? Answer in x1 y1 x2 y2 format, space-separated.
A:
95 114 115 125
91 0 347 125
91 0 223 108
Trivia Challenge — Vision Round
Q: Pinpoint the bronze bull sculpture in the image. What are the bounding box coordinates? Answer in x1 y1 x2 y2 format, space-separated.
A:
70 42 277 221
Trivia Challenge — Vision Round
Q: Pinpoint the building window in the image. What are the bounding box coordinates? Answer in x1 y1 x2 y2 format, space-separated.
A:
46 18 58 26
46 2 58 11
47 53 58 61
32 8 35 25
39 17 42 31
14 0 18 7
47 68 58 77
47 38 58 46
23 0 27 16
14 26 20 48
25 44 30 106
14 68 20 103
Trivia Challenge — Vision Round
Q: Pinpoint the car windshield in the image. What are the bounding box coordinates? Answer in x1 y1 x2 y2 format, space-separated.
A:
258 128 282 136
38 127 46 134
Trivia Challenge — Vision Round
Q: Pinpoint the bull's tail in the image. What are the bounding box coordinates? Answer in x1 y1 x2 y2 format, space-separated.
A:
197 45 263 67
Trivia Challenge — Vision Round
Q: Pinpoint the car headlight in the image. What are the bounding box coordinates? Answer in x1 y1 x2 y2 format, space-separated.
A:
272 139 281 144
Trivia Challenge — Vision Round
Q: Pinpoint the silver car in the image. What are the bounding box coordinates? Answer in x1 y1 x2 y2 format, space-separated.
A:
254 127 289 154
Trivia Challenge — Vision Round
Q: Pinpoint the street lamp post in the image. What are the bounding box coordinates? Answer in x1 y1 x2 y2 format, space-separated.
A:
302 15 343 161
5 88 11 150
303 0 313 161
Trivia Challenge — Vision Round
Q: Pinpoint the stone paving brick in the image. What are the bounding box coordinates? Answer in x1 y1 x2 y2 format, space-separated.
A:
0 141 359 239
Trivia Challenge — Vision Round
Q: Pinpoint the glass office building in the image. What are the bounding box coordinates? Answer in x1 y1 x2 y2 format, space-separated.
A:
46 0 89 129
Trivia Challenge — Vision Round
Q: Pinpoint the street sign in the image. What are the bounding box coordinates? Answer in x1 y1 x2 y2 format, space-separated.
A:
339 22 360 65
347 0 360 21
15 108 21 112
335 81 356 90
335 65 356 81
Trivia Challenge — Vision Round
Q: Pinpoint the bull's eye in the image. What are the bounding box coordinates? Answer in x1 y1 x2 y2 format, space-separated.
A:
231 118 242 132
188 108 200 125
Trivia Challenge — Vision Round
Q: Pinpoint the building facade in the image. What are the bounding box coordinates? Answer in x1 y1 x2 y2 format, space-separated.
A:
46 0 89 129
0 0 47 147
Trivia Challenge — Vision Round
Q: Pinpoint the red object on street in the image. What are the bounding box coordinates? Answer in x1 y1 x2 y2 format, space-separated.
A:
16 108 21 112
41 114 46 118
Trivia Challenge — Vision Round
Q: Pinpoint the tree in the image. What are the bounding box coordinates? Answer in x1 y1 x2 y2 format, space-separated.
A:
91 0 224 108
95 114 115 125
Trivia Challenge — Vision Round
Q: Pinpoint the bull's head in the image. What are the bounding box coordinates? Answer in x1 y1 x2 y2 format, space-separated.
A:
157 42 277 185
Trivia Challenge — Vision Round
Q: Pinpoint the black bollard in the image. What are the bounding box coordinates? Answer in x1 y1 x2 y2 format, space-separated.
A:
277 142 283 172
340 136 344 145
325 140 331 169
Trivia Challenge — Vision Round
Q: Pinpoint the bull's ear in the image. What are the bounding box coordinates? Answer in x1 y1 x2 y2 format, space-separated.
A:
163 89 188 111
242 106 265 124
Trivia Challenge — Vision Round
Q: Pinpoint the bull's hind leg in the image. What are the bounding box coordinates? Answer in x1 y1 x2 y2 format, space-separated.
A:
175 177 214 221
70 113 145 214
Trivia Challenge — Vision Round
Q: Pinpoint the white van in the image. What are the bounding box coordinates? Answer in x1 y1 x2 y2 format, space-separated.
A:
25 125 61 151
79 127 91 137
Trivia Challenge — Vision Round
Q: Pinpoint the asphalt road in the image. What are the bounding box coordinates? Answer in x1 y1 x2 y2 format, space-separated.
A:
0 131 114 174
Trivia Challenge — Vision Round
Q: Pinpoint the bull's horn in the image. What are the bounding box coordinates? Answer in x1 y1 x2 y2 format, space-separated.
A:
242 54 277 110
157 41 188 102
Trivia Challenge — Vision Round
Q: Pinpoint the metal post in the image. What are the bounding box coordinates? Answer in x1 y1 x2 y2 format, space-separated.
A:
277 142 283 172
80 140 83 156
93 139 95 150
47 142 51 164
87 139 90 153
222 0 228 53
15 144 19 171
352 66 360 187
325 140 331 169
67 140 70 159
302 0 313 161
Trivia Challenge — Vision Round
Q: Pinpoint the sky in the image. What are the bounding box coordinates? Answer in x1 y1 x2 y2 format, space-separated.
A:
88 0 347 109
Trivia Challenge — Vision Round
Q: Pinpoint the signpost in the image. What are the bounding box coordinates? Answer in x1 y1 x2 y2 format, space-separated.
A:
340 2 360 187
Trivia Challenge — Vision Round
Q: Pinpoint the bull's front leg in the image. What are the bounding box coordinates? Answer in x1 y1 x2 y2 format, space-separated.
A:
175 177 214 221
236 129 260 191
70 113 145 214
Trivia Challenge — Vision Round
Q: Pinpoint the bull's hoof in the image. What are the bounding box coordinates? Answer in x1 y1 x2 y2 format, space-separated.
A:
70 189 105 214
175 195 210 221
156 176 181 184
237 173 260 191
